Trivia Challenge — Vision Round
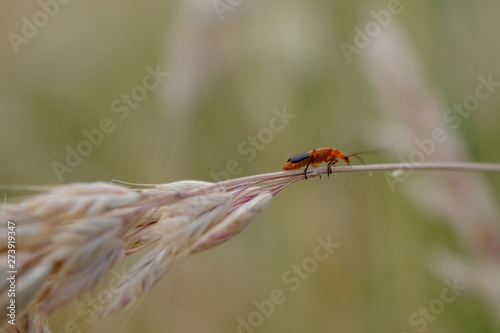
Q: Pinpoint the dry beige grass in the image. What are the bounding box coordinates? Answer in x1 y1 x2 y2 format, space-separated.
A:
0 170 303 332
1 164 499 332
363 23 500 328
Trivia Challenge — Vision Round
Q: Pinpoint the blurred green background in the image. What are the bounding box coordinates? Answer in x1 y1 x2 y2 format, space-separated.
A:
1 1 500 332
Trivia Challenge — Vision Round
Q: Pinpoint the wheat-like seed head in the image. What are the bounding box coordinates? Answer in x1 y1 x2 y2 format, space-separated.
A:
0 172 302 332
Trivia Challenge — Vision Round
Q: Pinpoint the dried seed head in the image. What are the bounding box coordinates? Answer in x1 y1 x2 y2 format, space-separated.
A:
190 191 273 253
1 173 299 330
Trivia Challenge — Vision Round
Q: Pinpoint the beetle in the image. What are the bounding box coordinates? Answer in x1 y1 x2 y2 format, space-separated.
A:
282 147 368 180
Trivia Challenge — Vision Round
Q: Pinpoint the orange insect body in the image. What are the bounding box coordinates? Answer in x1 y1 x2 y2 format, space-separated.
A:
282 147 350 170
283 147 367 179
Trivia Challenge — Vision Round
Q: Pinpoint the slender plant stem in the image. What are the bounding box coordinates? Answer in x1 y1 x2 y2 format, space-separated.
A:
314 162 500 174
215 162 500 187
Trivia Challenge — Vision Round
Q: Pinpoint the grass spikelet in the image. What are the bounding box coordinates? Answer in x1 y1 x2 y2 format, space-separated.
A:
0 173 300 332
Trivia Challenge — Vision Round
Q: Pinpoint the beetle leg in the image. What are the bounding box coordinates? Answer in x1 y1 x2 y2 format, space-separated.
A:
304 157 311 180
326 159 338 177
303 150 317 180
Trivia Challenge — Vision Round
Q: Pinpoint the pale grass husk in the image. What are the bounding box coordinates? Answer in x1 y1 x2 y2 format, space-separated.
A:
363 22 500 329
0 172 302 332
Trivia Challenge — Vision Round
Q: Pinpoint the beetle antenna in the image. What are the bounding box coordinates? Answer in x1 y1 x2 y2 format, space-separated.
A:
349 154 365 165
348 146 391 164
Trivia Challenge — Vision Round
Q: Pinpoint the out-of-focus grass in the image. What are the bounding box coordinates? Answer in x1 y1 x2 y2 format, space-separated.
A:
1 1 500 332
